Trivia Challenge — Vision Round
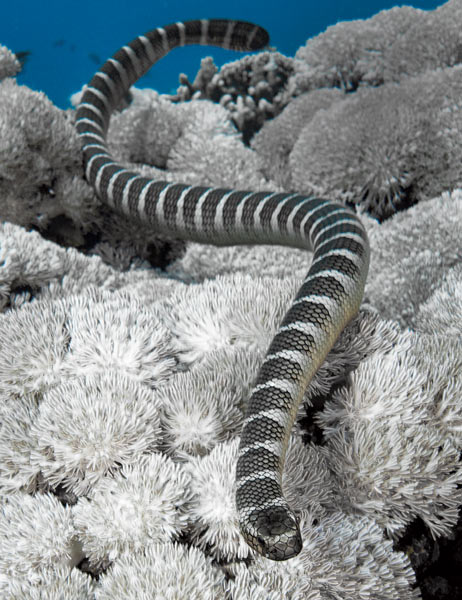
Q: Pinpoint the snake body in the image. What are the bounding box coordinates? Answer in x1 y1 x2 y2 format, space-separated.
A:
76 19 370 561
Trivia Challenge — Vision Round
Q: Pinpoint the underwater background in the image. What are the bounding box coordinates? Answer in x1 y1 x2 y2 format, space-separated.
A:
1 0 444 109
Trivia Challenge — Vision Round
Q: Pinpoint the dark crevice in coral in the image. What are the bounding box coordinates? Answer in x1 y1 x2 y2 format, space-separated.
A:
145 239 186 271
300 379 348 446
76 557 101 580
34 214 90 248
50 483 79 507
395 513 462 600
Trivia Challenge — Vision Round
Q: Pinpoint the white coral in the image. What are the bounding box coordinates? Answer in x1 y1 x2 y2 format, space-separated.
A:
0 493 81 581
64 289 176 385
1 566 94 600
187 439 250 560
0 45 21 80
95 543 226 600
158 368 243 459
167 99 265 189
162 272 299 364
0 396 41 493
318 333 462 538
30 372 162 494
0 299 70 397
73 453 192 565
416 263 462 335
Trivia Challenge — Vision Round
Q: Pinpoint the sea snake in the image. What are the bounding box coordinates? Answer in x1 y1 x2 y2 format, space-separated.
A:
76 19 370 561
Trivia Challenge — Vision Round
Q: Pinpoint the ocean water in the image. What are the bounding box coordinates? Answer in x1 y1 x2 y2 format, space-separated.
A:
1 0 444 109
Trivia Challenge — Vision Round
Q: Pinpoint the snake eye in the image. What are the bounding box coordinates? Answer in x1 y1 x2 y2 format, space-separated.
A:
256 535 266 548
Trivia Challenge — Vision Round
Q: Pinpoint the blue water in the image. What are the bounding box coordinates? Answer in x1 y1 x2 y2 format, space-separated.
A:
1 0 444 109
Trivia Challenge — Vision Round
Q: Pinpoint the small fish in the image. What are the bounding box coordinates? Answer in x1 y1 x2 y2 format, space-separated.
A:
88 53 101 65
15 50 31 68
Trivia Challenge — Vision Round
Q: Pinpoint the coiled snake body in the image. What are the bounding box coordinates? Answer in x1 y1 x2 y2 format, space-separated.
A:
76 19 370 561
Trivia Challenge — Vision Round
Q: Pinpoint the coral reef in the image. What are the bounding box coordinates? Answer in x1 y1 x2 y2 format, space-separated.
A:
171 51 295 143
0 1 462 598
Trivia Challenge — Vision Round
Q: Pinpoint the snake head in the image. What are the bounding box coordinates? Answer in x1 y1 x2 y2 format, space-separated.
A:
240 505 303 561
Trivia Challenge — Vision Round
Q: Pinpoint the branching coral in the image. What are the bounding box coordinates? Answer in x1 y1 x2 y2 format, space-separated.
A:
172 51 295 143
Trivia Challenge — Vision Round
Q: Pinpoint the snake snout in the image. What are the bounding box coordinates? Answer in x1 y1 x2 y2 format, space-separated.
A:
248 506 303 561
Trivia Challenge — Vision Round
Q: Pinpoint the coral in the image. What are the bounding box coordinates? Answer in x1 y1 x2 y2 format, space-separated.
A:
172 51 295 143
0 493 81 580
95 543 226 600
157 368 244 460
0 44 20 80
318 331 462 538
291 6 424 94
0 187 460 595
0 287 177 400
30 373 162 495
252 88 344 188
228 511 420 599
187 439 250 560
106 88 184 170
416 264 462 335
289 67 462 218
73 454 192 566
2 566 94 600
385 0 462 81
0 298 71 397
0 396 41 493
161 273 299 364
0 220 141 310
167 99 265 189
365 190 462 329
0 79 97 232
167 239 310 283
0 3 461 597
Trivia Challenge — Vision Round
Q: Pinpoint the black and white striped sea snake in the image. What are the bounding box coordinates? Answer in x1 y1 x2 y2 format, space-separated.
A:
76 19 370 561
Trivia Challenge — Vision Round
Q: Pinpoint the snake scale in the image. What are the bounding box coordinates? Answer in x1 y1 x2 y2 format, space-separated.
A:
76 18 370 561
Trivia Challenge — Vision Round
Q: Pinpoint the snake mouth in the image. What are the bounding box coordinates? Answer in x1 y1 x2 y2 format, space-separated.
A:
243 506 303 561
